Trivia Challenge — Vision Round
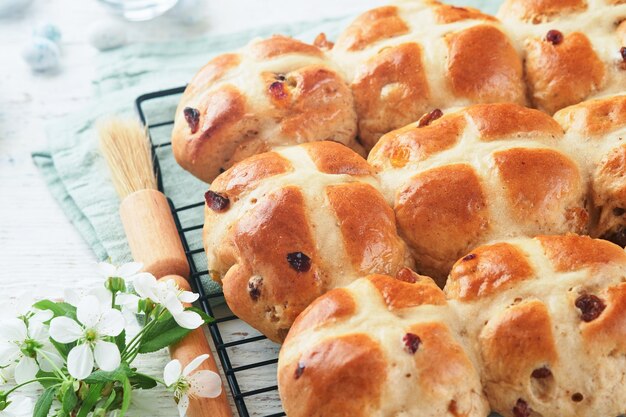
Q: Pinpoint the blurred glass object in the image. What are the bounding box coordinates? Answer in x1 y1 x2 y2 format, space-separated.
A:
97 0 179 21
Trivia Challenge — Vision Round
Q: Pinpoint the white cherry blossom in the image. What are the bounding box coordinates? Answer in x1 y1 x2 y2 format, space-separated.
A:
96 261 144 281
134 275 203 329
49 295 124 380
164 354 222 417
0 314 62 384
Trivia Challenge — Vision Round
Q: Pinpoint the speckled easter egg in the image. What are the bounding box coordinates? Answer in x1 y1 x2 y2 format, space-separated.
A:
88 20 127 51
33 23 62 44
21 37 61 72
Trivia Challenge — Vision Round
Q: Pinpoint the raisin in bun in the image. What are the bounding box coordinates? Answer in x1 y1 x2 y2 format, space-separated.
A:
497 0 626 114
445 235 626 417
555 94 626 246
330 0 526 150
278 271 489 417
203 141 413 342
368 103 588 283
172 35 361 183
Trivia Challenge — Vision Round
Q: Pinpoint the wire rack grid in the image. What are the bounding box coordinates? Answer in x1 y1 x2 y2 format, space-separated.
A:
135 86 285 417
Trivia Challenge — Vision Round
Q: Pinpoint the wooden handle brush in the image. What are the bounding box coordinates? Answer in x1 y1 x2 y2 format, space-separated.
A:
99 118 233 417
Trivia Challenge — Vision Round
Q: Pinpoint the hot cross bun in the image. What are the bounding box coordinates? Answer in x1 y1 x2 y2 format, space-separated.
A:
445 234 626 417
555 94 626 246
172 35 361 182
330 0 526 150
203 141 413 342
498 0 626 114
368 102 588 283
278 271 489 417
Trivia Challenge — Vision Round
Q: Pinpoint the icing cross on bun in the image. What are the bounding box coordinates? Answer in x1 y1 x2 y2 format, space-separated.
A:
368 102 588 283
445 234 626 417
203 141 413 342
279 235 626 417
498 0 626 114
278 271 490 417
330 0 526 150
172 35 361 182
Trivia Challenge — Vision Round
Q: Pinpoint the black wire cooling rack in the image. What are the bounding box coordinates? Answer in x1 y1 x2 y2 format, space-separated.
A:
135 86 285 417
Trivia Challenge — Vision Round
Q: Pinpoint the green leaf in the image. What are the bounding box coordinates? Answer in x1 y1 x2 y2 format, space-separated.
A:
128 372 158 389
76 383 104 417
115 329 126 352
102 389 117 410
50 339 73 359
119 376 132 417
33 300 76 319
35 370 60 389
84 364 131 384
138 314 192 354
61 387 78 415
33 386 56 417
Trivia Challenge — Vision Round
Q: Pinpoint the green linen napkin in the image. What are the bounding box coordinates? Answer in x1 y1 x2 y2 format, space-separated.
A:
32 0 501 296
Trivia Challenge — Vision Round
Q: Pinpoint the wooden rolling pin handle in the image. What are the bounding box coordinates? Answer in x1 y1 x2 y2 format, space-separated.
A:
120 189 190 279
160 275 233 417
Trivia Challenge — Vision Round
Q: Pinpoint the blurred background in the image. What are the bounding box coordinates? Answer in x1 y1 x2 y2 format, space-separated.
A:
0 0 387 292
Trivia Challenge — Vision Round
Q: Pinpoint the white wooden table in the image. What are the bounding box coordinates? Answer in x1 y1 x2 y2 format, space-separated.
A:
0 0 386 415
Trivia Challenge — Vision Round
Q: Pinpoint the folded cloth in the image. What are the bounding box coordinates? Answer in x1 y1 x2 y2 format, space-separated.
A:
32 0 500 296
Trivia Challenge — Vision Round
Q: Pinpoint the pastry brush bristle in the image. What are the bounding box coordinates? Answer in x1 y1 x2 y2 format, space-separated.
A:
98 118 158 199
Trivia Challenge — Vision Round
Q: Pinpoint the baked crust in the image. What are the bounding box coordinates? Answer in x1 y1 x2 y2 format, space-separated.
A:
554 95 626 245
445 235 626 417
332 0 525 150
369 102 586 282
204 141 413 342
498 0 626 114
172 35 360 182
279 274 489 417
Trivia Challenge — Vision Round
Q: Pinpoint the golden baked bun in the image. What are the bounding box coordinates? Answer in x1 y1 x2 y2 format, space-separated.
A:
368 102 588 283
278 271 489 417
445 235 626 417
555 94 626 246
331 0 526 150
498 0 626 114
203 141 413 342
172 35 361 182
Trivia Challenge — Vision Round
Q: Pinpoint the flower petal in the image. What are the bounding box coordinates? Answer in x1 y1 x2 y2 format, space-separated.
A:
49 317 83 344
164 359 182 387
177 394 190 417
90 287 113 308
133 273 158 300
77 295 102 328
31 309 54 324
94 340 121 372
67 344 94 380
64 288 81 307
15 357 39 385
164 293 184 315
173 310 204 330
116 294 140 313
0 318 27 342
96 261 117 278
37 348 64 373
4 394 33 416
182 354 209 377
189 371 222 398
0 342 20 366
96 309 125 337
28 321 48 341
117 262 143 278
178 291 199 304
